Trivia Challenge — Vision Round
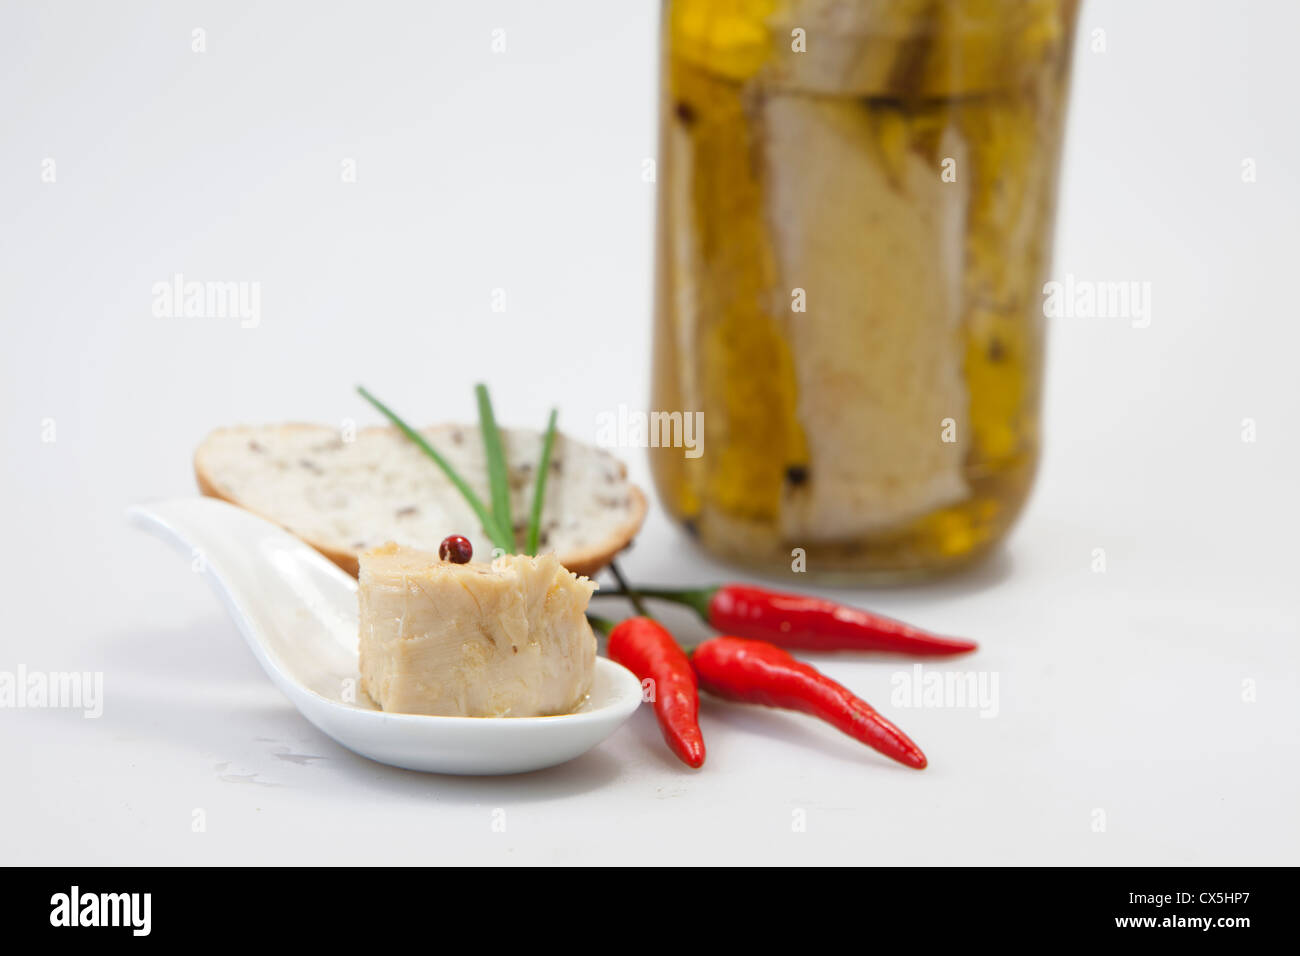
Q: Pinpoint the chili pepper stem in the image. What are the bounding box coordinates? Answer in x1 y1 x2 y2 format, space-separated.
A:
606 562 654 619
598 585 714 621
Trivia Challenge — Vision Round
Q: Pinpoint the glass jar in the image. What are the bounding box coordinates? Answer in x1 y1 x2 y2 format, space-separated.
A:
650 0 1081 580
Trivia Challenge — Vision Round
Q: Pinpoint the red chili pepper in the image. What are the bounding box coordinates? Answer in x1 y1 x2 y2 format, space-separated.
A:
611 584 976 656
605 617 705 769
691 636 927 770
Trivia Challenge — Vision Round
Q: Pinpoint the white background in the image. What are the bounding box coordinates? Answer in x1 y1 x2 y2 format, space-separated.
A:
1 0 1297 865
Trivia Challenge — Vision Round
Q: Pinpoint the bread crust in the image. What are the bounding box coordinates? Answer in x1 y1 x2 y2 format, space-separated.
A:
194 424 647 580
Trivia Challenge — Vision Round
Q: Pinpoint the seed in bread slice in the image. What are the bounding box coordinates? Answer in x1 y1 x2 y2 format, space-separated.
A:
194 424 647 578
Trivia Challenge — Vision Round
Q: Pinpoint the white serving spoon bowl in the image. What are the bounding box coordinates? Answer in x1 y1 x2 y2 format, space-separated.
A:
128 497 642 775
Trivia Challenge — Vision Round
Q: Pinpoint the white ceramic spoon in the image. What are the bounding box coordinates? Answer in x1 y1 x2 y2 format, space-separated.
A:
128 497 642 775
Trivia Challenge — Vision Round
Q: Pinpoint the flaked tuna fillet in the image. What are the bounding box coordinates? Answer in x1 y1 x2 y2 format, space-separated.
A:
358 545 597 717
759 94 970 539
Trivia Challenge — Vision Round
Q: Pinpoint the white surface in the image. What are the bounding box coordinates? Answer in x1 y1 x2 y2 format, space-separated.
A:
1 0 1297 864
128 498 642 774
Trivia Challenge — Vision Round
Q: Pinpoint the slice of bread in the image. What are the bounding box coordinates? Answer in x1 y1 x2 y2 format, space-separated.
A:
194 424 647 578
